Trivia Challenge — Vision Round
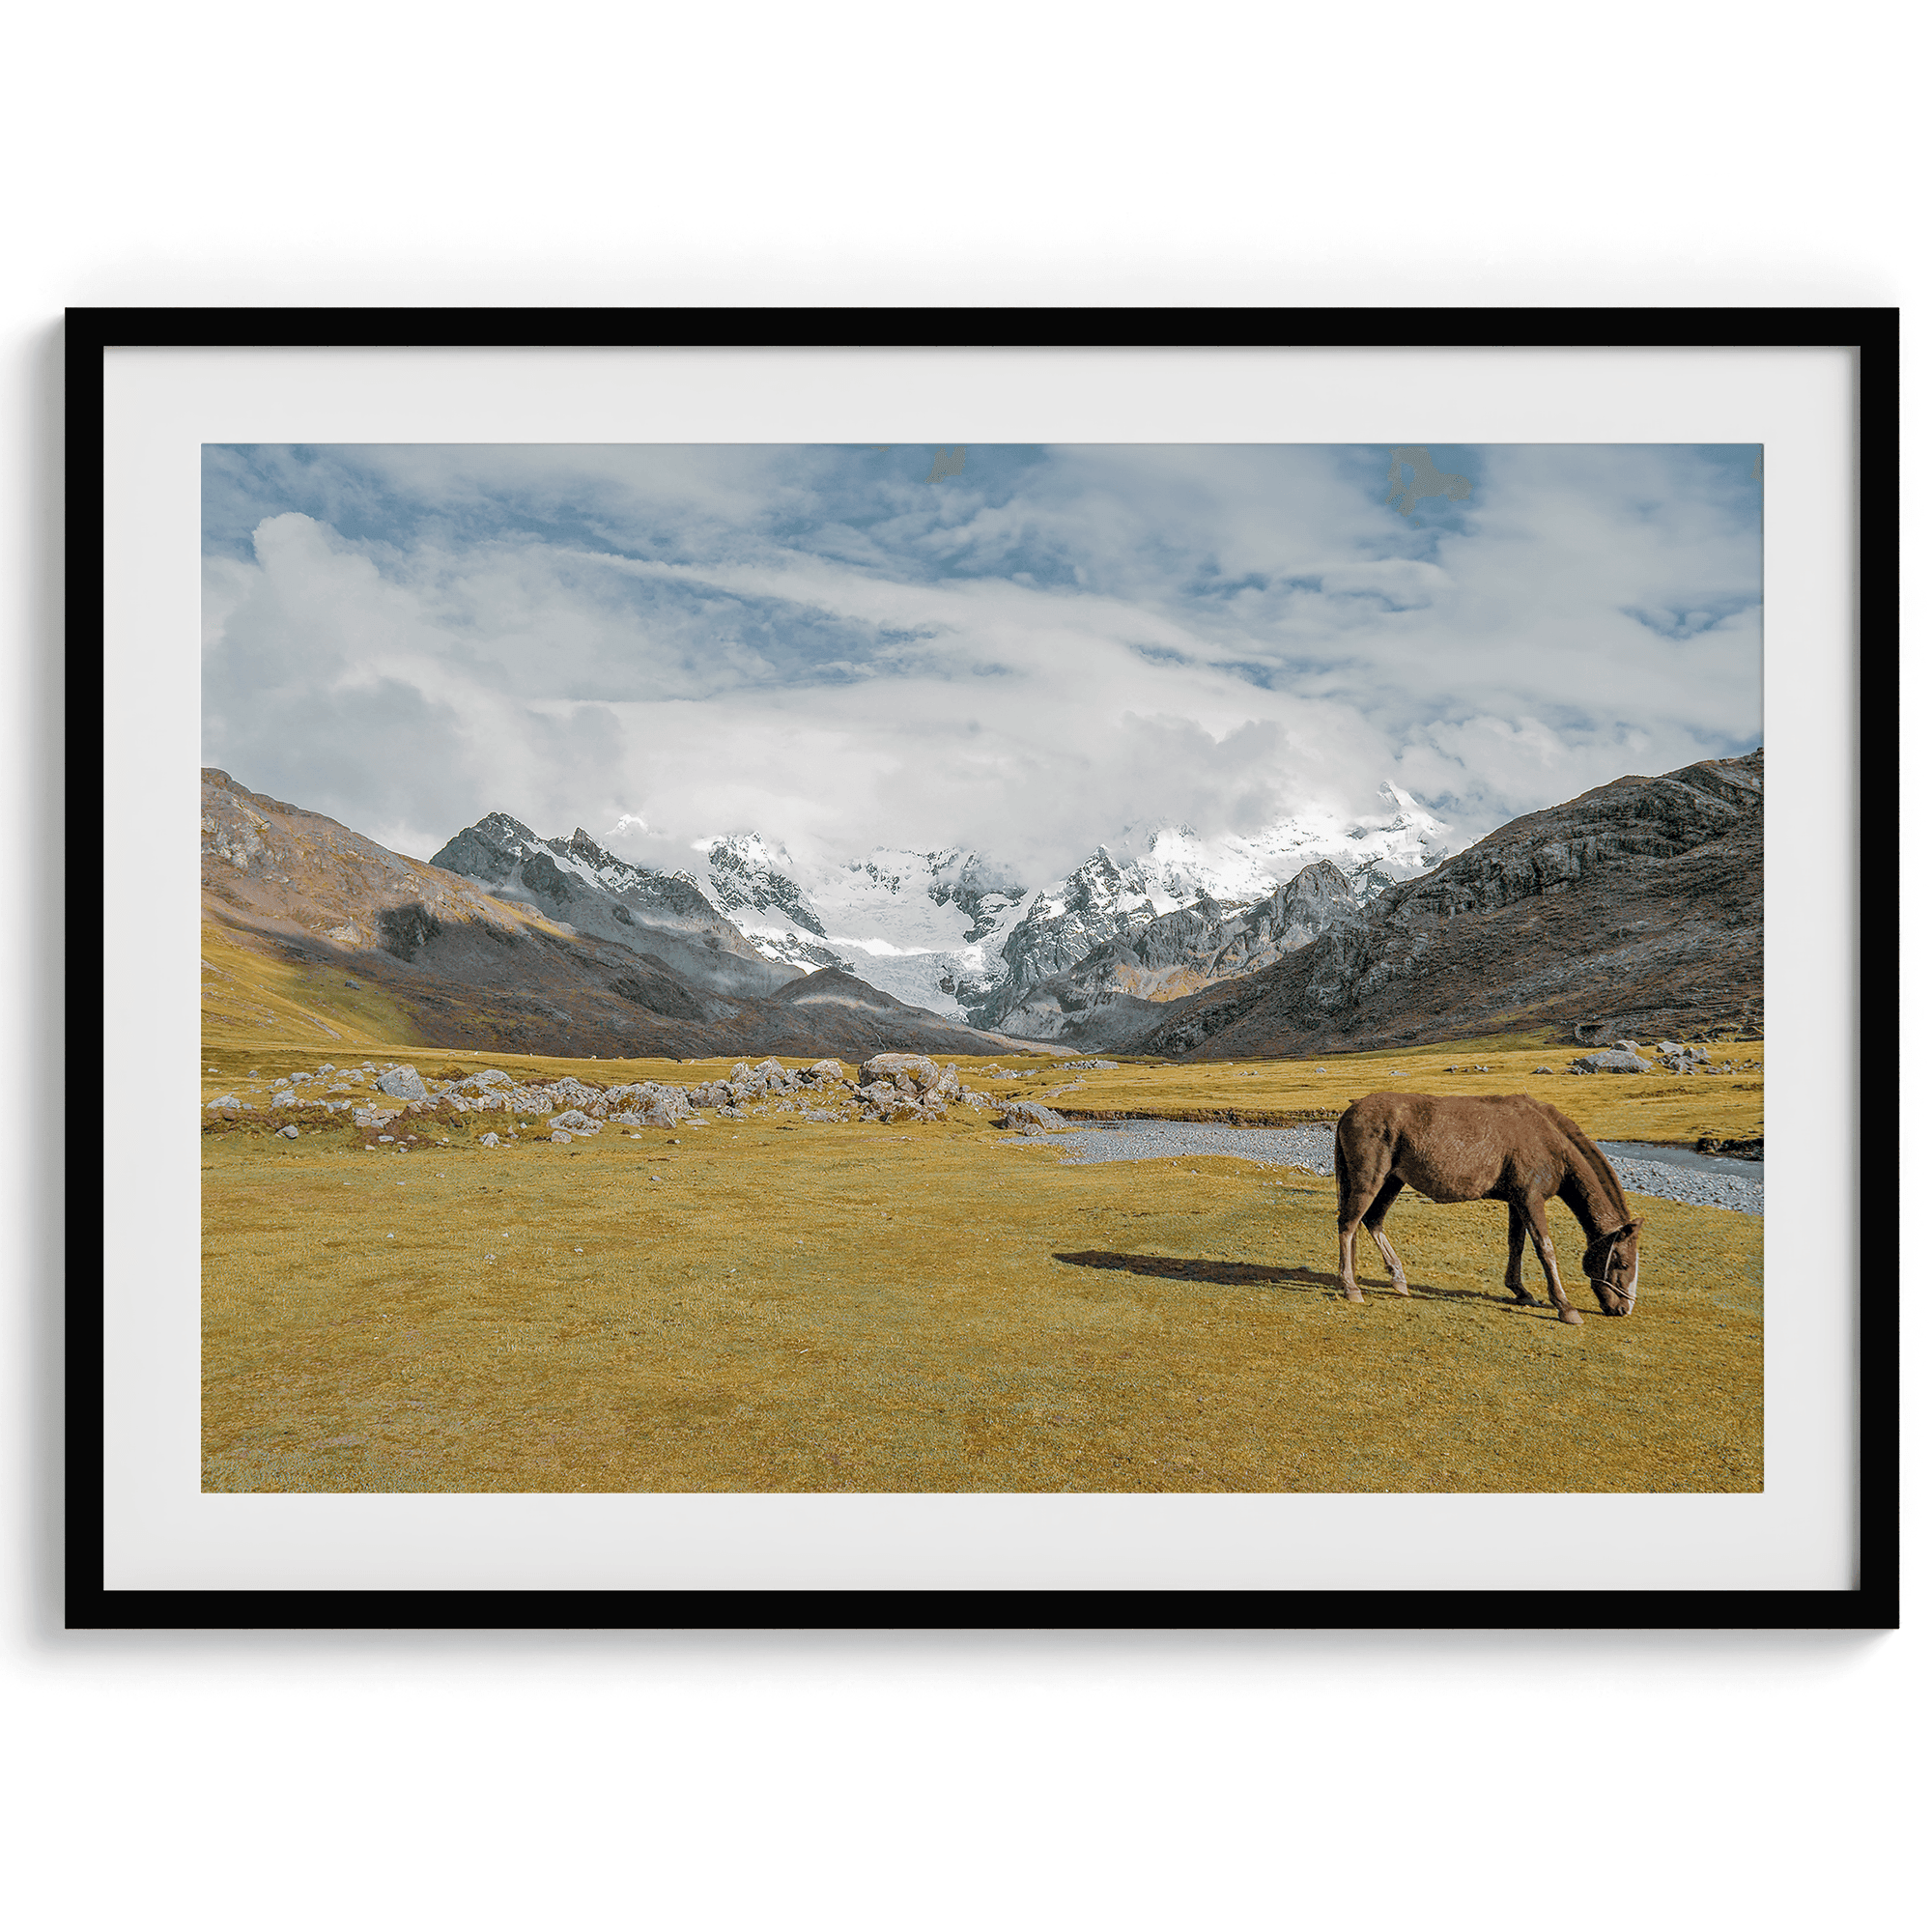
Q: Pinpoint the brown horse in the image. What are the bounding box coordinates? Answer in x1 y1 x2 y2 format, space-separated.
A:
1334 1093 1643 1325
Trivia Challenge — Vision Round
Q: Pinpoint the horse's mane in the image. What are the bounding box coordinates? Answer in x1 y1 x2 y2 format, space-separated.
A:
1540 1101 1631 1229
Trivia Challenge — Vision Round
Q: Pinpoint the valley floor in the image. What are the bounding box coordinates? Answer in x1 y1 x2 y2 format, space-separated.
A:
201 1035 1764 1495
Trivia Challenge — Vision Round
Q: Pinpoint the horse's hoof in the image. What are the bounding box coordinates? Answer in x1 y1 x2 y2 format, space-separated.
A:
1344 1290 1365 1304
1559 1309 1584 1326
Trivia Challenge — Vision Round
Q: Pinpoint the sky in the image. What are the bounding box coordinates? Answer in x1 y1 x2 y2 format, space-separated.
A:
201 441 1763 880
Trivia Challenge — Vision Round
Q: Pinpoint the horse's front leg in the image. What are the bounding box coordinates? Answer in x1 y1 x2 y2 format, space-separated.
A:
1504 1206 1537 1304
1520 1196 1583 1326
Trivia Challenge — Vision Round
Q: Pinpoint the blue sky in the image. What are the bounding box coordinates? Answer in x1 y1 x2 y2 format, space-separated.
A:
202 442 1763 874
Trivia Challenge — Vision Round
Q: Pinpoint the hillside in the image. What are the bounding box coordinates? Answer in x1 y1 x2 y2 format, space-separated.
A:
201 771 1031 1062
1129 750 1765 1058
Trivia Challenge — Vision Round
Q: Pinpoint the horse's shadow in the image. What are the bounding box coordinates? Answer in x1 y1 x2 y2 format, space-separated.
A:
1052 1250 1546 1313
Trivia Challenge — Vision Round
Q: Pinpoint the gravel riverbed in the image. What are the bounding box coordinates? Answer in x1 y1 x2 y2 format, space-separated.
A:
1014 1120 1763 1215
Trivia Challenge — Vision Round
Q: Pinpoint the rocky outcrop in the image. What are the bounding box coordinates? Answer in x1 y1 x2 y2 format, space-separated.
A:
1569 1049 1654 1074
1129 750 1764 1058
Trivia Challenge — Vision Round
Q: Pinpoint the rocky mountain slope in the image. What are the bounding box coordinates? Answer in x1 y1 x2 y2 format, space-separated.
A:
1128 750 1765 1058
202 771 1024 1062
429 814 802 998
991 861 1364 1047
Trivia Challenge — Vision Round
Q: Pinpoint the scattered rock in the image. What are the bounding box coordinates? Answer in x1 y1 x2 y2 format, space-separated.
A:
1532 1065 1553 1074
1569 1049 1654 1074
278 1124 298 1139
550 1129 575 1144
477 1132 500 1148
998 1100 1065 1133
206 1094 241 1110
550 1109 602 1134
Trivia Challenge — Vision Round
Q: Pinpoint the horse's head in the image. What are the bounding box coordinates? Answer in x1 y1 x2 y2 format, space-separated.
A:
1583 1217 1644 1316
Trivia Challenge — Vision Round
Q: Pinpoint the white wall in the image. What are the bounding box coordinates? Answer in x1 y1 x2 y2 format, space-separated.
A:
5 4 1919 1925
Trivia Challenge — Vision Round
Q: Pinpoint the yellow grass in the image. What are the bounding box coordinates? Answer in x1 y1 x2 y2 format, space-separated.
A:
201 1030 1763 1494
202 919 422 1053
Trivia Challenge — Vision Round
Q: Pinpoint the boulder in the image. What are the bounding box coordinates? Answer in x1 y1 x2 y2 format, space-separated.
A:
206 1094 241 1110
1568 1049 1653 1074
807 1059 847 1083
376 1066 430 1100
278 1124 298 1139
998 1100 1065 1132
551 1108 603 1134
862 1052 942 1093
477 1131 500 1148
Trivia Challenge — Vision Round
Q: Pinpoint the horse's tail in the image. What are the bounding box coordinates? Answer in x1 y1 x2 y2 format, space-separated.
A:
1333 1120 1352 1218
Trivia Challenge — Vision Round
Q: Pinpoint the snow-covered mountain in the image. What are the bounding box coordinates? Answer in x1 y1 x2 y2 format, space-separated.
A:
688 787 1453 1028
1122 784 1450 904
429 787 1454 1035
695 837 1035 1017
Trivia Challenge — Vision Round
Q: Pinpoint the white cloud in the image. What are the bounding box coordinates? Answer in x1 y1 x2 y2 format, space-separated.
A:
200 443 1762 872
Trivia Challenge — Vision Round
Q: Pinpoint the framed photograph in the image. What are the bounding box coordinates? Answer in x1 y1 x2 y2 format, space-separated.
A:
69 307 1896 1629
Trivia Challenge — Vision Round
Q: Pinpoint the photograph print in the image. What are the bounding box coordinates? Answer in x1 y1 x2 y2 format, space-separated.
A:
198 440 1764 1496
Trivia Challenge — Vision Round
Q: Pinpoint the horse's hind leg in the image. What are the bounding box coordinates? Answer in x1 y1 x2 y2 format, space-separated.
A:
1504 1206 1537 1304
1363 1175 1408 1293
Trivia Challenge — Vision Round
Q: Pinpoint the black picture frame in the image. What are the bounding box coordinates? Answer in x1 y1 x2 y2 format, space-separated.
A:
66 305 1898 1632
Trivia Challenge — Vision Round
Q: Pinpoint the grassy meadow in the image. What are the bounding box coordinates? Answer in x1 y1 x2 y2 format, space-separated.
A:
200 954 1764 1493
